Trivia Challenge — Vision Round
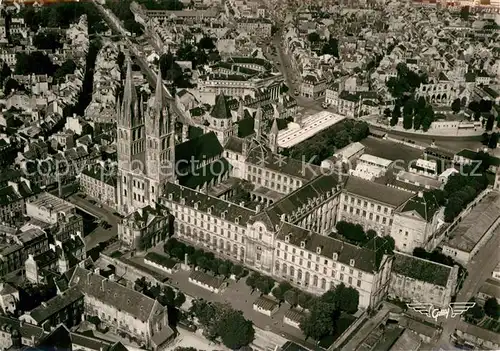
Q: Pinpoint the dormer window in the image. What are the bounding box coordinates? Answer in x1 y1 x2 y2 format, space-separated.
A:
300 241 305 249
333 252 338 261
235 216 240 224
180 197 185 205
168 193 173 200
207 206 212 214
194 201 199 210
285 235 290 243
350 259 355 267
221 211 226 219
316 246 322 255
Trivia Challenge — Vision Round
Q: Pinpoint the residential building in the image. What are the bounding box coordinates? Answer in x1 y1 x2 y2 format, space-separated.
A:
320 142 365 170
349 154 393 181
274 222 393 308
389 252 458 308
390 192 444 254
68 268 175 349
19 287 85 330
337 177 413 236
118 204 170 251
79 164 118 209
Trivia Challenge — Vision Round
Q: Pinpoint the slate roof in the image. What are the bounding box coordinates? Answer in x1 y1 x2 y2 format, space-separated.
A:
69 267 164 323
189 270 224 288
277 222 389 273
28 287 84 324
246 145 321 181
175 131 223 165
344 177 414 208
251 173 343 229
162 182 255 225
178 158 231 189
210 93 232 119
253 296 278 311
392 252 452 287
400 192 440 222
224 136 244 154
236 117 255 138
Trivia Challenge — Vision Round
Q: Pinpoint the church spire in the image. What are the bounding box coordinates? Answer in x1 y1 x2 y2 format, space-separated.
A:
155 68 163 116
120 59 138 127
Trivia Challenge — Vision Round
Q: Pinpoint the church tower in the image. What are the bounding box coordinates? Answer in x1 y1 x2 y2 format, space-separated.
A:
145 69 176 201
269 118 279 153
117 60 146 215
254 107 263 142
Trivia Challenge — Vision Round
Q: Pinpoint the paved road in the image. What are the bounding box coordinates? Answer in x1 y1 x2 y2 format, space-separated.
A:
91 0 193 126
67 194 120 250
433 226 500 350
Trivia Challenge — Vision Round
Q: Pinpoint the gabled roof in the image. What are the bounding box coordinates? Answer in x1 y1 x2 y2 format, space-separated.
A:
399 192 440 222
392 252 453 287
210 93 231 119
344 177 413 208
175 131 223 166
69 267 164 323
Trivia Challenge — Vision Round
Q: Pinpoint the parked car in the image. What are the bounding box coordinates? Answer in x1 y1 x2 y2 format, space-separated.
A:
88 199 96 205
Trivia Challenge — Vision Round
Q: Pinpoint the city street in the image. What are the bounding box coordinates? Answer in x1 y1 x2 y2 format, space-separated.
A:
433 226 500 350
67 194 120 250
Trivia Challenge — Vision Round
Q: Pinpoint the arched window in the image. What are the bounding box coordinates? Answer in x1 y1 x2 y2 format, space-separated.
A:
321 278 326 290
290 266 295 277
282 263 287 274
305 272 310 285
275 261 280 272
313 275 318 287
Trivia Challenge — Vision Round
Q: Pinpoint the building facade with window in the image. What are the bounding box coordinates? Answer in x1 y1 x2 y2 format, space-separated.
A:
273 222 393 308
337 177 413 236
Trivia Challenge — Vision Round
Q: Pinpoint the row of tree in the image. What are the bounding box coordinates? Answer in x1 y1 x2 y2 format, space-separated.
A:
189 300 255 349
245 272 276 295
20 2 107 33
441 163 489 222
283 120 369 164
134 277 186 307
389 96 436 131
300 283 359 341
465 297 500 321
163 238 247 278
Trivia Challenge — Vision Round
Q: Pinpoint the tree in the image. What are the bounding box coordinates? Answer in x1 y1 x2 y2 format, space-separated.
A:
451 98 461 114
33 31 63 51
484 297 500 319
218 263 229 277
4 78 20 95
307 31 320 43
321 37 339 57
272 287 284 301
0 62 11 86
256 277 274 295
466 299 485 320
390 105 400 127
488 133 498 149
300 302 337 340
402 98 415 129
460 6 470 21
298 292 313 309
230 264 244 278
198 36 216 50
383 108 391 118
54 59 77 84
284 290 298 306
245 273 259 290
174 292 186 307
15 52 57 76
334 284 359 314
216 310 255 349
485 115 495 131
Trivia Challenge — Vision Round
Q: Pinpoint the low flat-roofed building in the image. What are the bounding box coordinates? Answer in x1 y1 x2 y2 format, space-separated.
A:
442 191 500 265
389 329 421 351
389 252 458 308
188 270 226 293
455 319 500 350
477 278 500 305
277 111 346 149
321 142 365 170
252 296 279 316
409 159 438 178
283 308 306 329
350 154 393 181
26 192 76 225
390 171 442 193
